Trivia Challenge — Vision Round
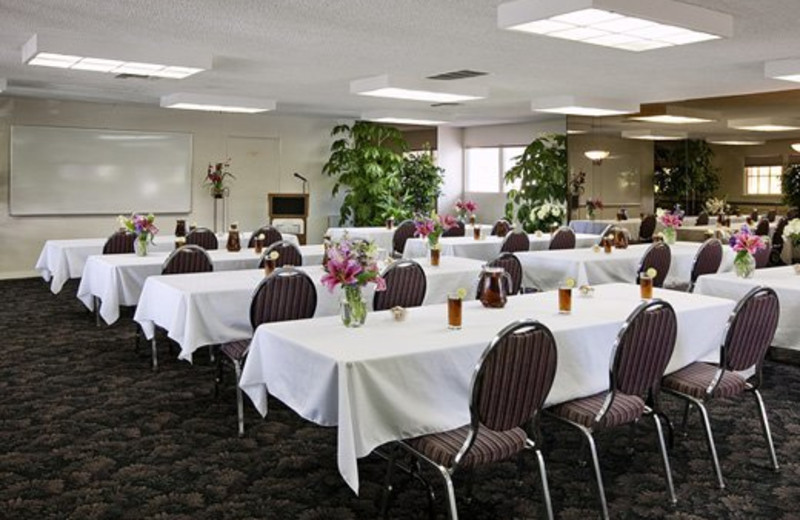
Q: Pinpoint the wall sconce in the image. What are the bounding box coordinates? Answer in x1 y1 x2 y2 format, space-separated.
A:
584 149 610 165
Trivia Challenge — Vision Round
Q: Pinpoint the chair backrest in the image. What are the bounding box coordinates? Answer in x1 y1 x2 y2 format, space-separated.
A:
185 227 218 250
487 253 523 295
392 220 417 256
766 210 777 223
249 226 283 248
690 238 723 286
750 209 759 222
754 238 771 268
754 218 770 236
102 231 135 254
549 226 576 250
250 267 317 326
467 320 558 440
491 219 512 237
161 244 214 275
373 260 427 311
500 231 530 253
616 209 628 221
772 217 788 248
787 208 799 220
260 240 303 267
442 220 466 237
718 286 779 376
639 214 657 241
637 242 671 287
695 211 710 226
597 224 617 245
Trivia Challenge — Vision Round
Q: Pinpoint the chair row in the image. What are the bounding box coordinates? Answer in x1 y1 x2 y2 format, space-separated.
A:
102 225 286 253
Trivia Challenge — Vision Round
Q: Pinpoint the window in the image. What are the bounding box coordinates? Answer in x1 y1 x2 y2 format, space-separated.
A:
744 157 782 195
502 146 525 192
465 146 526 193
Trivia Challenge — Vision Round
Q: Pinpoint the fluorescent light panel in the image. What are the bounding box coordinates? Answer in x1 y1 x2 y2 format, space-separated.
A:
498 0 733 52
765 59 800 84
532 95 637 116
629 104 717 124
622 129 687 141
707 139 765 146
362 110 449 126
728 118 800 132
351 75 486 103
160 93 276 114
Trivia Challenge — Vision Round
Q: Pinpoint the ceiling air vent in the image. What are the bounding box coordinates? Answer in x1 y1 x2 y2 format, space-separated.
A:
430 102 462 107
427 70 488 81
114 73 159 80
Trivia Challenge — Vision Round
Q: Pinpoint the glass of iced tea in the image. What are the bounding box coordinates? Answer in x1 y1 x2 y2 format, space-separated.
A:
447 293 463 330
640 274 654 300
473 226 481 240
558 286 572 314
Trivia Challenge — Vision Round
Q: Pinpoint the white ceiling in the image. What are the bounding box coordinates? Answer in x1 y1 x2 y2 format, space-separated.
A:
1 0 800 126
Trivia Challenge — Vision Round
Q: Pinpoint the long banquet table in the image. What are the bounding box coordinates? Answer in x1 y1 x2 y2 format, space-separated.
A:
133 256 485 362
326 224 495 254
402 233 599 262
515 241 734 291
570 218 641 239
695 266 800 352
239 284 736 494
77 244 319 325
35 232 299 294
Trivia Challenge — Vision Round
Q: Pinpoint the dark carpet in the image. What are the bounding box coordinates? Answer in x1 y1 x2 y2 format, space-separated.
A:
1 278 798 520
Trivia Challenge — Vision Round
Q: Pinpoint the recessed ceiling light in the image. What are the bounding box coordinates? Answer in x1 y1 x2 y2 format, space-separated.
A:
629 105 717 124
362 110 448 126
622 129 687 141
765 59 800 84
351 75 486 103
498 0 733 52
706 138 765 146
160 93 276 114
531 95 637 116
728 118 800 132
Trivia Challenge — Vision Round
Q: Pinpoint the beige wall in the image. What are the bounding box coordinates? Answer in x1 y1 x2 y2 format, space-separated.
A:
0 96 343 278
568 134 655 219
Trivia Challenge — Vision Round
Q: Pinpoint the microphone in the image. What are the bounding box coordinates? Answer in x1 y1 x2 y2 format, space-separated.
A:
293 172 308 182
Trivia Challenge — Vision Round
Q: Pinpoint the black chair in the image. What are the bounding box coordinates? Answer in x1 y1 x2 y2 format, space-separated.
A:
500 231 530 253
766 210 777 223
382 320 558 520
161 245 214 275
695 212 710 226
491 219 512 237
549 226 576 250
442 221 466 237
639 214 657 243
754 218 770 237
754 237 771 269
102 231 135 254
260 240 303 267
486 253 523 295
770 218 789 265
637 242 672 288
392 220 417 257
373 260 427 311
185 227 219 250
750 209 759 222
217 268 317 436
663 287 780 489
667 238 723 292
248 226 283 248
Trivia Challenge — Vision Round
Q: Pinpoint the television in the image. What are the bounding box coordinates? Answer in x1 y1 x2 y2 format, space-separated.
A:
268 193 308 217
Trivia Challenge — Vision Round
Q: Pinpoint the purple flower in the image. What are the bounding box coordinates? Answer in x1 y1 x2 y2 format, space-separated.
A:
321 255 362 292
414 219 435 238
440 214 458 231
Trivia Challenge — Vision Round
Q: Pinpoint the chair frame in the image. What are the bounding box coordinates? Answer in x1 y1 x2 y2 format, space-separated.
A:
486 252 523 296
549 226 576 250
639 214 657 243
688 238 723 292
373 259 427 311
185 227 219 250
636 242 671 288
500 230 530 253
383 320 558 520
261 240 303 267
248 225 283 248
392 219 417 257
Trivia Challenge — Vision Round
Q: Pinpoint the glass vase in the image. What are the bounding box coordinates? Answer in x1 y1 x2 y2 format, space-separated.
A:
341 285 367 328
663 227 677 245
734 252 756 279
135 236 148 257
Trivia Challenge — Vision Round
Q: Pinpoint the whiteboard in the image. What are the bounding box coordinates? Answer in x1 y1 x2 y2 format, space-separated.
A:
10 126 193 215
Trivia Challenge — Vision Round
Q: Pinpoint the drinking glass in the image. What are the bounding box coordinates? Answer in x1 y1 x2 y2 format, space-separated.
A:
640 275 654 300
558 286 572 314
447 294 462 330
473 226 481 240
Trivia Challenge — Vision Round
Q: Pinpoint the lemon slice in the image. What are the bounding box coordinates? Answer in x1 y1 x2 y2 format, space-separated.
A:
565 277 576 289
269 251 280 260
456 287 467 300
646 267 657 278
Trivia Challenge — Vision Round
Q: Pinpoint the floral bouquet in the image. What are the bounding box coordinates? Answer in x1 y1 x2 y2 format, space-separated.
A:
531 200 566 232
205 158 234 197
569 170 587 196
415 211 458 249
659 211 682 244
704 196 729 216
729 225 766 278
321 237 386 327
117 213 158 255
455 199 478 222
783 218 800 247
586 197 603 218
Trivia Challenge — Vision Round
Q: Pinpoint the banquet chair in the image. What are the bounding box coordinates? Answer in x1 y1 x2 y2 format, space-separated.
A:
662 287 780 489
754 237 771 269
638 214 657 243
490 219 512 237
549 226 576 250
102 230 135 254
637 242 672 288
695 211 710 226
755 218 770 237
260 240 303 267
597 224 618 245
216 267 317 436
185 227 219 250
373 260 426 311
392 220 417 258
666 238 722 293
248 225 283 248
787 208 799 220
770 218 789 265
442 220 466 237
547 300 678 519
766 209 777 223
381 319 558 520
750 209 759 222
500 231 530 253
485 253 523 295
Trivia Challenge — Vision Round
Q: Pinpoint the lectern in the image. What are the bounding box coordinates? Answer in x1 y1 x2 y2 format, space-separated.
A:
268 193 309 245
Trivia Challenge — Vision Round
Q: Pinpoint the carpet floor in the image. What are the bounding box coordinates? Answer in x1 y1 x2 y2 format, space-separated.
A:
1 278 798 519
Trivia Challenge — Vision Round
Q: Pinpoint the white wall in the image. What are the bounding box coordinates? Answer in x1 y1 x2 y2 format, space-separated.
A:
436 126 464 215
0 96 344 278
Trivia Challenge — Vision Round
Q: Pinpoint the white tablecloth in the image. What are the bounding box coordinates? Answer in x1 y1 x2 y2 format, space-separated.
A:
516 242 735 291
570 219 641 239
671 222 776 243
35 232 299 294
695 266 800 352
327 225 495 253
402 233 599 262
239 284 735 494
133 256 485 362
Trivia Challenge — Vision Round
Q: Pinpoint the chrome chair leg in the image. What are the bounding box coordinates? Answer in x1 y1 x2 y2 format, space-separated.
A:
151 337 158 372
437 466 458 520
534 448 555 520
94 296 101 327
752 389 779 470
380 447 400 518
694 400 725 489
234 360 245 437
680 401 692 433
652 414 677 504
580 427 609 520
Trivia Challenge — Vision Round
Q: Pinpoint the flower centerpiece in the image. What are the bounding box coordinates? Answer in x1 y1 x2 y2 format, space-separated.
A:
704 196 729 216
415 211 457 266
782 218 800 263
321 238 386 327
586 197 603 219
117 213 158 256
729 225 766 278
531 200 566 232
455 199 478 224
658 211 682 245
205 158 234 198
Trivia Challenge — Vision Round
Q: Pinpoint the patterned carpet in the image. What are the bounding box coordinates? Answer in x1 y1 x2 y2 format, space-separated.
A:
1 277 798 519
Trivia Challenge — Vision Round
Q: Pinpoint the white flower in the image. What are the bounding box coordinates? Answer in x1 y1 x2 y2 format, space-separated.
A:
784 218 800 241
656 208 667 218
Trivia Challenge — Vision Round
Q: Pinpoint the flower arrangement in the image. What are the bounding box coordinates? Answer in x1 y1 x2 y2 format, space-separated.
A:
321 237 386 327
117 213 158 255
530 200 565 232
455 199 478 220
205 158 234 197
659 211 682 245
569 170 587 196
729 225 767 278
704 196 729 216
783 218 800 247
415 211 457 249
586 197 603 218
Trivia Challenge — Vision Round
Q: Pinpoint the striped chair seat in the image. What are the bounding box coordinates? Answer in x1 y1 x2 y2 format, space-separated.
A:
662 362 746 400
408 424 527 469
549 392 645 429
220 339 250 361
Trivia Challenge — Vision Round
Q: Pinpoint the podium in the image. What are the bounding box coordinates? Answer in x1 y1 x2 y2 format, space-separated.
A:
268 193 309 245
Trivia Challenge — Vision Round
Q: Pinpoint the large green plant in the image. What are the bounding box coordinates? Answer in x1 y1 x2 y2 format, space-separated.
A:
503 134 568 232
654 140 720 212
322 121 407 226
782 163 800 209
400 148 444 215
